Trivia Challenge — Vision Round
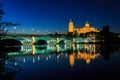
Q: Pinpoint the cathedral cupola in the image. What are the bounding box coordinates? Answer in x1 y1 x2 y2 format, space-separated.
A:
85 21 90 28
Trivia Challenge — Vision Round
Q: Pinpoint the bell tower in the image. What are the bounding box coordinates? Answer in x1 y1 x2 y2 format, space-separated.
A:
68 19 74 32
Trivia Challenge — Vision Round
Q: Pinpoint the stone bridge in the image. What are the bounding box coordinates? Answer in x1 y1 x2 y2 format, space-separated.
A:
1 33 95 45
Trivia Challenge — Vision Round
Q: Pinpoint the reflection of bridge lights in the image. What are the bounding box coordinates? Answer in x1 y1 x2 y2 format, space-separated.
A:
15 62 17 66
65 53 68 58
46 57 48 60
23 58 26 63
72 44 75 51
38 56 40 61
49 55 51 59
33 58 35 63
5 61 7 65
56 44 60 52
32 45 35 55
69 54 75 67
57 55 60 59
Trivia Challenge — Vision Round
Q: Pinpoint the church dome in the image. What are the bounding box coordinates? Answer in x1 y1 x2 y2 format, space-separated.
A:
85 21 90 28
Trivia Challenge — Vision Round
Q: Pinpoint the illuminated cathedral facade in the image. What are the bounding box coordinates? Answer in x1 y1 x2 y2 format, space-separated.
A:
68 19 99 34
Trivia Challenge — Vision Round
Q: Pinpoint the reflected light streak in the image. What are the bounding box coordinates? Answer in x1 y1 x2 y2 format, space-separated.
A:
77 52 100 64
38 56 40 61
32 45 35 55
15 62 17 66
33 58 35 63
23 58 26 63
69 54 75 67
46 57 48 60
56 44 60 52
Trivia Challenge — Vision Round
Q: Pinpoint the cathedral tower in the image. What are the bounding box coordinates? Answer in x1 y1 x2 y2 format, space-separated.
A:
68 19 74 32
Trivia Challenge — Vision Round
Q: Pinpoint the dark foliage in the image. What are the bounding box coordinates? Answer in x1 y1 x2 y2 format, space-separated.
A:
0 39 22 46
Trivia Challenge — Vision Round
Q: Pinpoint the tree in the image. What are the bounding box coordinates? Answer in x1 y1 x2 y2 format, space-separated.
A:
100 25 110 43
0 3 20 40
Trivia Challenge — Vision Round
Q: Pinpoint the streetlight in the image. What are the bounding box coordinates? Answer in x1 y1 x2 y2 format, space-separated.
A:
22 29 25 33
12 23 21 33
45 30 47 35
13 26 16 33
37 30 39 34
32 28 34 34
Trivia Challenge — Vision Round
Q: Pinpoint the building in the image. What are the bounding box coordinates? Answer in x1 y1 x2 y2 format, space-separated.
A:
68 19 99 34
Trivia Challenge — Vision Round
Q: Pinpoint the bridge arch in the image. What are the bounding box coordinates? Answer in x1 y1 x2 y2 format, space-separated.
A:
59 40 66 44
34 39 47 45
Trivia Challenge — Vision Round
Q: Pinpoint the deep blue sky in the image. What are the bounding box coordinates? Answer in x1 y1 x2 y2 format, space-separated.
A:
1 0 120 34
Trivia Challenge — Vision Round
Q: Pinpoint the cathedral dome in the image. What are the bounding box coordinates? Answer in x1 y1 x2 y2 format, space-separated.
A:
85 21 90 28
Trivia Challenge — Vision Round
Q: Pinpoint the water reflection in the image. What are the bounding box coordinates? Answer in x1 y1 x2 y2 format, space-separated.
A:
7 44 120 65
0 46 23 80
1 44 120 80
69 52 100 67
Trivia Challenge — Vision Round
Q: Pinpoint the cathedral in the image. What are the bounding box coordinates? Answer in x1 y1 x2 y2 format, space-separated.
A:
68 19 99 34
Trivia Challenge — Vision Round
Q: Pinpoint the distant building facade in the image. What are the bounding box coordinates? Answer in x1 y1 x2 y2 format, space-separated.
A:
68 19 99 34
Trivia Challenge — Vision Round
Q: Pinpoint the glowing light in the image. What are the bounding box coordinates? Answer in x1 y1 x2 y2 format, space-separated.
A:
77 52 100 64
33 58 35 63
46 57 48 60
69 54 75 67
68 19 99 34
49 55 51 59
23 58 26 63
57 55 60 59
66 53 68 58
15 62 17 66
5 61 7 64
32 45 35 55
32 36 35 44
56 44 60 52
38 56 40 61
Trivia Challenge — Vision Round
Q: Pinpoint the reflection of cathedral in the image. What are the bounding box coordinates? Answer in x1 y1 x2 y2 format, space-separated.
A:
69 44 100 67
69 52 100 67
68 19 99 34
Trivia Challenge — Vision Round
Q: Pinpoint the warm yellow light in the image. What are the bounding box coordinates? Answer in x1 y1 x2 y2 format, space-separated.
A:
69 54 75 67
32 36 35 44
32 45 35 55
68 19 100 34
56 44 60 52
77 52 100 64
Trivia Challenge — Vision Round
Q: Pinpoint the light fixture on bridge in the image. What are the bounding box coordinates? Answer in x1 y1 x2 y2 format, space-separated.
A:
13 26 16 33
22 29 25 33
37 30 39 34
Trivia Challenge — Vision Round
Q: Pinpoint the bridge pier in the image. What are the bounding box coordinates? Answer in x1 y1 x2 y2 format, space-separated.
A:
32 36 35 45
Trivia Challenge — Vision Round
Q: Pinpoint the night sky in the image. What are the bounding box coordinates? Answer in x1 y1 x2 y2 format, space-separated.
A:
1 0 120 34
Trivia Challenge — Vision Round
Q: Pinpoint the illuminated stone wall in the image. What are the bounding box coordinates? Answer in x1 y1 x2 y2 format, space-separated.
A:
68 19 99 34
